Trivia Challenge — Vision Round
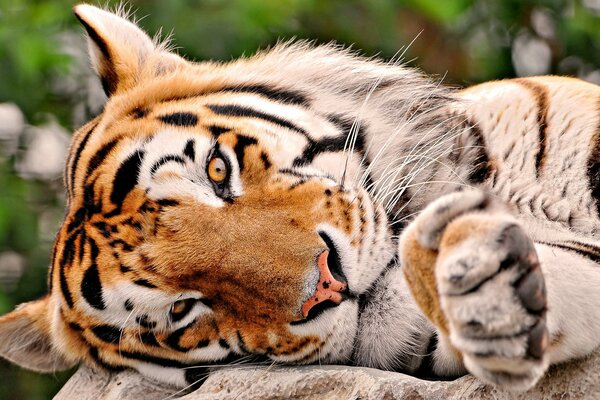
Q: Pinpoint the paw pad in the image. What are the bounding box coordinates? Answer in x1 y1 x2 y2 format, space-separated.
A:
526 320 548 360
515 266 546 313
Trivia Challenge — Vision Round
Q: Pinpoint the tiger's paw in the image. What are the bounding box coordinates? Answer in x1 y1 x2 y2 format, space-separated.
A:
400 189 549 390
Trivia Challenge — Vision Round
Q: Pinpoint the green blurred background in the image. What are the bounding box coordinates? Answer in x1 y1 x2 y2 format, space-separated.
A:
0 0 598 398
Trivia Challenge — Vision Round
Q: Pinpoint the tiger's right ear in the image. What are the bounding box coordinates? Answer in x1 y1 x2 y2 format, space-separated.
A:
0 297 77 372
73 4 184 96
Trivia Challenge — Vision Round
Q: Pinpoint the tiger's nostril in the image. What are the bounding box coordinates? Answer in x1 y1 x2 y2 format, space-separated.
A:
318 231 348 285
301 249 348 318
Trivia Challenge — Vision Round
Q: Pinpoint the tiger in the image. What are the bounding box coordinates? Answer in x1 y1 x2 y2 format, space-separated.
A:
1 4 600 393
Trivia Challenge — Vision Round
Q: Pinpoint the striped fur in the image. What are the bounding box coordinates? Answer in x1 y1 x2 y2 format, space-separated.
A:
1 4 600 391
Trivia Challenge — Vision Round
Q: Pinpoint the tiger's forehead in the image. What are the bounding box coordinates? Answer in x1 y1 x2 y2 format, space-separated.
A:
94 92 312 155
82 86 349 181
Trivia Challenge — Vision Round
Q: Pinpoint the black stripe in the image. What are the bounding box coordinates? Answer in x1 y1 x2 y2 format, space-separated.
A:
81 262 105 309
292 135 348 166
515 79 549 176
236 331 250 354
110 150 145 206
89 347 126 373
158 112 199 127
69 322 83 332
83 179 102 213
86 139 119 179
278 168 323 180
208 125 230 137
165 326 190 352
292 114 367 166
466 122 491 183
74 14 110 60
136 83 308 115
183 139 196 160
140 331 160 347
119 350 194 368
207 104 308 136
59 258 74 308
66 208 86 234
233 135 258 171
58 229 79 307
74 13 118 95
157 199 180 207
130 107 149 119
109 239 134 252
150 154 185 175
81 239 106 310
588 108 600 215
48 238 58 291
326 114 367 153
288 179 307 190
220 84 309 106
91 325 121 344
260 152 271 169
133 278 157 288
136 314 157 329
69 122 97 195
60 230 79 268
538 241 600 264
78 229 87 262
92 221 111 238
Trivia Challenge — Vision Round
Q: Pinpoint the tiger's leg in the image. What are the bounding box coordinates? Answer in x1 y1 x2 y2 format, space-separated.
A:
399 189 600 390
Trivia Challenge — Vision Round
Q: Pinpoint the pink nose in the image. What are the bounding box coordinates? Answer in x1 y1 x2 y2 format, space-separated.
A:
301 250 348 318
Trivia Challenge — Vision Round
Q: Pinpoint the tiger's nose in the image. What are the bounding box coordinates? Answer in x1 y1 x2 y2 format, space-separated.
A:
301 250 348 318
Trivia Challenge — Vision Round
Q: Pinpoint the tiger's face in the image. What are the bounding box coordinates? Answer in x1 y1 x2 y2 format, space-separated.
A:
0 5 397 387
63 91 392 380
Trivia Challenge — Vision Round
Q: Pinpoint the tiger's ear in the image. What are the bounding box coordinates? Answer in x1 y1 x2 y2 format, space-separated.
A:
73 4 184 96
0 297 76 372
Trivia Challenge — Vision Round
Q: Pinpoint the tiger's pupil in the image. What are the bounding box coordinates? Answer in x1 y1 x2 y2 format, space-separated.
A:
208 157 228 183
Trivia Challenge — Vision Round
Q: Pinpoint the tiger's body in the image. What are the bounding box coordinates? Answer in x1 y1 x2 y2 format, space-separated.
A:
1 4 600 392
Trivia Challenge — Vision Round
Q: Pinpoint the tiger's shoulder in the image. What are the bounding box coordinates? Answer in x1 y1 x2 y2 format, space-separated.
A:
454 76 600 235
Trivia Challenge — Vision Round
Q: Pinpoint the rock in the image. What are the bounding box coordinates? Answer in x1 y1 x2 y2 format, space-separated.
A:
55 347 600 399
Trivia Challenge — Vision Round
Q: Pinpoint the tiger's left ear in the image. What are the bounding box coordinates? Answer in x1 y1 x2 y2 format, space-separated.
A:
73 4 185 96
0 297 77 372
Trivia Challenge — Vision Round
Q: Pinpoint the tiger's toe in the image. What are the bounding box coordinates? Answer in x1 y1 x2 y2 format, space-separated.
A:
438 217 549 390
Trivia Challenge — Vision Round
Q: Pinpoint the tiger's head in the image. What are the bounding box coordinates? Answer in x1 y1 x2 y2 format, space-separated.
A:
0 5 453 387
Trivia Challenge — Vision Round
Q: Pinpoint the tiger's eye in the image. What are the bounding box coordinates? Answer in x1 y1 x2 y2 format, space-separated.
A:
170 298 198 322
208 156 228 183
171 300 187 315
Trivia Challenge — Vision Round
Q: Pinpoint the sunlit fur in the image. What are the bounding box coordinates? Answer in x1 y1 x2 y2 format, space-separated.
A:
1 4 600 391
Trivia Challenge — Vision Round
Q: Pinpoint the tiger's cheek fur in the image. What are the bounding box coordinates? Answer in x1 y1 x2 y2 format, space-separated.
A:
140 152 361 328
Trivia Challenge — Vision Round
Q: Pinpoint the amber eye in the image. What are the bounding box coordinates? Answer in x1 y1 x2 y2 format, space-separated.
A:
170 298 197 322
207 156 228 184
171 300 188 315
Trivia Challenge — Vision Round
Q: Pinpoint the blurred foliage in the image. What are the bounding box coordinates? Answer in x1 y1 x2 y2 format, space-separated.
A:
0 0 598 398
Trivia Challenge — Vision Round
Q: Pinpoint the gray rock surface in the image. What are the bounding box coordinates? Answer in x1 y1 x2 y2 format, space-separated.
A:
55 347 600 399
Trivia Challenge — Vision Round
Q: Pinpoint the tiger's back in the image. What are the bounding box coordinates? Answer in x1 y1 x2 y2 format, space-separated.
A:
459 77 600 236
